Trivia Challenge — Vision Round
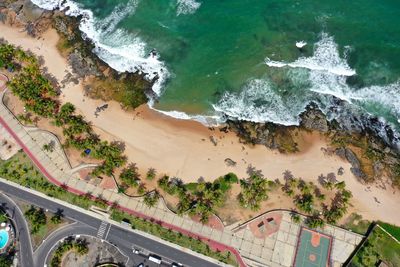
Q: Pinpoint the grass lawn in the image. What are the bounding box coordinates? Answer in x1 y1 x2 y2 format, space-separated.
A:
341 213 371 235
378 221 400 241
349 225 400 267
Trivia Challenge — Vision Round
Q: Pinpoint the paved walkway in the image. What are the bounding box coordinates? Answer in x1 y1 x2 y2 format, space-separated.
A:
0 86 364 267
0 89 246 267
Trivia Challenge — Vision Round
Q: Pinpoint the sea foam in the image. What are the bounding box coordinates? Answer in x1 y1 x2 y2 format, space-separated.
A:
27 1 400 139
213 79 307 126
176 0 202 16
31 0 169 96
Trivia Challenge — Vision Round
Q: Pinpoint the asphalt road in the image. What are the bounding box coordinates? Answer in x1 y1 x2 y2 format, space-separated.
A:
0 180 222 267
0 193 34 267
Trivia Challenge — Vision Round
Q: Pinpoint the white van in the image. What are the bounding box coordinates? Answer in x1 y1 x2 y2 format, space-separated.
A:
148 255 162 264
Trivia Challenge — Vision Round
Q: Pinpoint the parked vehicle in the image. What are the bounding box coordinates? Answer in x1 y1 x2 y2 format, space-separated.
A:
148 255 162 264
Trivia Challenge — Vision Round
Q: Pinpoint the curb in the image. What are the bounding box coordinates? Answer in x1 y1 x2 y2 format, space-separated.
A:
0 110 246 266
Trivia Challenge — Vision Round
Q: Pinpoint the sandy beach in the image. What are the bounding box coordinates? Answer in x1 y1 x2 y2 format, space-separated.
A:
1 24 400 225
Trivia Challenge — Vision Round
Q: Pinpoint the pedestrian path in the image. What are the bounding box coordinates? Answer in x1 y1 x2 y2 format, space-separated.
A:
0 88 247 266
0 86 364 267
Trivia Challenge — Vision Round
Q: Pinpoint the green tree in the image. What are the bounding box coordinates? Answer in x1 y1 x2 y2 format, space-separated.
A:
294 193 314 214
146 168 156 180
25 206 47 234
143 191 160 207
237 173 269 211
119 163 140 187
0 254 13 267
305 214 325 229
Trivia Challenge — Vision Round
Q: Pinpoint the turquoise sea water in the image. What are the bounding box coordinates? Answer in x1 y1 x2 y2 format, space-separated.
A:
32 0 400 139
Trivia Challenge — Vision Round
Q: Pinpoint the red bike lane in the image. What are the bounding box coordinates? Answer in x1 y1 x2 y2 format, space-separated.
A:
0 115 247 267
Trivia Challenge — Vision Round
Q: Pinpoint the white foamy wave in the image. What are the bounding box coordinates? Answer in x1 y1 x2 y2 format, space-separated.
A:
29 0 60 10
148 105 221 126
213 79 306 125
31 0 169 96
267 33 357 103
266 33 356 77
351 81 400 116
296 41 307 48
176 0 201 16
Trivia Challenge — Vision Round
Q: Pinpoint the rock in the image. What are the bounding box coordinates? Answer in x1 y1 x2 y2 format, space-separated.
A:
336 147 367 182
350 167 367 182
68 50 99 78
373 161 384 178
344 148 361 169
335 147 346 159
224 158 237 167
299 103 329 132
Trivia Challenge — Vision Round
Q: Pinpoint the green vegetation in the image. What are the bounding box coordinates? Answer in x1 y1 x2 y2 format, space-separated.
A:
110 209 237 266
0 152 106 210
349 225 400 267
0 42 128 177
0 254 13 267
119 163 140 187
25 205 46 234
143 190 160 207
8 60 58 118
237 171 269 211
52 14 150 110
280 172 353 227
378 221 400 241
50 238 89 267
290 212 301 224
50 210 63 225
158 173 238 222
342 213 371 235
0 210 7 224
0 43 18 70
305 213 325 229
146 167 156 181
294 193 314 214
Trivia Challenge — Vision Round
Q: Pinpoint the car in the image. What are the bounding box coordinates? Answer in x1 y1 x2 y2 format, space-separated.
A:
132 249 139 254
136 264 144 267
148 255 162 264
172 263 183 267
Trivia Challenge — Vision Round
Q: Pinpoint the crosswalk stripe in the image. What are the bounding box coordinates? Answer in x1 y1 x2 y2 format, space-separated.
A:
97 221 108 238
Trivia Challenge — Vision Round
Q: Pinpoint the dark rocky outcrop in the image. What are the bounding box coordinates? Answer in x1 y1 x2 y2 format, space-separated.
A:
226 120 298 153
299 103 329 132
335 147 367 182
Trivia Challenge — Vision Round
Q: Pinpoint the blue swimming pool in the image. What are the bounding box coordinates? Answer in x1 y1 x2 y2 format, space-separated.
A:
0 229 9 249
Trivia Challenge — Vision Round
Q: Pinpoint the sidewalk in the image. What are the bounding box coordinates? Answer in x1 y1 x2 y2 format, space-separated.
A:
0 89 247 267
0 86 365 267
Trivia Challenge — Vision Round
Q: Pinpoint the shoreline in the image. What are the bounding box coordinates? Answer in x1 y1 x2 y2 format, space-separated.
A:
1 23 400 225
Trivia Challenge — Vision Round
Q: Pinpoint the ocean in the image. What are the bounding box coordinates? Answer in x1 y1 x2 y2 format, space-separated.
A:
31 0 400 142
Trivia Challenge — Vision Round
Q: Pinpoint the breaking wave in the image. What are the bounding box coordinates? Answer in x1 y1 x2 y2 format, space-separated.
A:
215 32 400 147
213 79 307 125
28 1 400 146
31 0 169 96
176 0 202 16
